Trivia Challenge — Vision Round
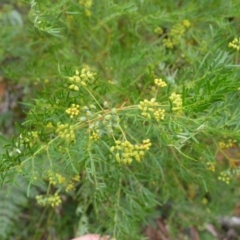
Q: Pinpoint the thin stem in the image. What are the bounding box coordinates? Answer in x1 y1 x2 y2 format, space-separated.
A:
85 87 104 110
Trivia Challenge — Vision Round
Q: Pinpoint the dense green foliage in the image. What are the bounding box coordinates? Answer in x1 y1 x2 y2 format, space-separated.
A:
1 0 240 239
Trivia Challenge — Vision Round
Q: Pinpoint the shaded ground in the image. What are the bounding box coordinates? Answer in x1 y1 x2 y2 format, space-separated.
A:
143 216 240 240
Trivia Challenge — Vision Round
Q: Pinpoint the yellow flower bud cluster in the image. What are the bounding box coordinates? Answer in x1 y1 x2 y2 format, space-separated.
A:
169 93 182 111
182 19 191 28
36 193 62 207
65 182 75 192
162 38 174 48
21 131 39 146
218 139 237 149
218 172 230 184
206 162 215 172
69 84 79 91
154 78 167 88
90 129 100 141
171 23 186 36
68 67 95 91
31 131 38 139
79 67 95 84
201 197 208 205
228 38 240 51
47 171 80 192
66 174 81 192
154 109 165 121
56 123 75 142
79 0 92 8
110 139 151 164
154 26 163 35
48 171 66 186
79 0 92 16
163 19 191 49
139 98 157 119
139 98 165 121
72 174 80 182
46 122 54 129
66 104 80 118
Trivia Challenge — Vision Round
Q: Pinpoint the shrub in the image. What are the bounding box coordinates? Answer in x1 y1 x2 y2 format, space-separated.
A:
1 1 240 239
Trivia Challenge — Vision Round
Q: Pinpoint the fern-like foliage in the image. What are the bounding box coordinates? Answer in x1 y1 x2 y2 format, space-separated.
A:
0 179 35 239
